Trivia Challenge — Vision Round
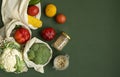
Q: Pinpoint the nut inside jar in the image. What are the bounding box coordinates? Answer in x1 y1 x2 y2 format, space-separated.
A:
53 55 69 70
52 32 70 51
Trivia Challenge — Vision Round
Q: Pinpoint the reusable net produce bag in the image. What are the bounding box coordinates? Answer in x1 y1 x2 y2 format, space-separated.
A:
5 19 32 39
1 0 41 30
23 37 53 73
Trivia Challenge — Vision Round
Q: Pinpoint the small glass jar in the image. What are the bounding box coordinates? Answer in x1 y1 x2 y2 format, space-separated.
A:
53 55 69 70
52 32 70 51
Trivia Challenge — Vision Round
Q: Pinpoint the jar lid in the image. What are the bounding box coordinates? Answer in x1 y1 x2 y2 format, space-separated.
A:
62 32 71 39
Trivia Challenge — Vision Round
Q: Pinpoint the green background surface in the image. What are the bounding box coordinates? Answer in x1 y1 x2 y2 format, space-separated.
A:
0 0 120 77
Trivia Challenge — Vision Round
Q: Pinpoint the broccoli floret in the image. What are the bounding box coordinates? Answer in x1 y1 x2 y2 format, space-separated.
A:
28 43 51 65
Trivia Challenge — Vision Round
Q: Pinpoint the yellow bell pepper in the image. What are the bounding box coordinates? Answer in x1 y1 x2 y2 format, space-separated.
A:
28 15 42 28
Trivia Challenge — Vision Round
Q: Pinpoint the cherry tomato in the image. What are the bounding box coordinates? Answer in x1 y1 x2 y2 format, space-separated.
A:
27 5 39 16
14 27 30 44
56 14 66 24
41 27 56 41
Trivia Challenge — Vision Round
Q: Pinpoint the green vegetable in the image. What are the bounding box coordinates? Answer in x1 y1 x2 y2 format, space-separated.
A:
28 50 35 60
14 55 26 73
29 0 41 5
0 41 20 55
14 25 22 30
28 43 51 65
2 41 20 49
5 41 20 50
0 64 4 69
0 48 4 55
0 40 26 73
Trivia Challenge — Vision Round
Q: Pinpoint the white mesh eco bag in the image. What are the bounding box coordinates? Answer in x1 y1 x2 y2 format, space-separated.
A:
1 0 41 29
23 37 53 73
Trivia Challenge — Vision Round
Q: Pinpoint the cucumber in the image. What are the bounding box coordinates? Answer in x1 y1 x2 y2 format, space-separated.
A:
29 0 41 5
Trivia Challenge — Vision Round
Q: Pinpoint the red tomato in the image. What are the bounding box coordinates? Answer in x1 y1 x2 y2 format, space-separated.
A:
41 27 56 41
14 27 30 44
56 14 66 24
27 5 39 16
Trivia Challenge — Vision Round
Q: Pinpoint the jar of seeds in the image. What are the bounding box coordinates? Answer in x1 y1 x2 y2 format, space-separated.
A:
52 32 70 51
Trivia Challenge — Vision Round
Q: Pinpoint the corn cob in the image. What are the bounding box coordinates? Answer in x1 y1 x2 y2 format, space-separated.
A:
28 15 42 28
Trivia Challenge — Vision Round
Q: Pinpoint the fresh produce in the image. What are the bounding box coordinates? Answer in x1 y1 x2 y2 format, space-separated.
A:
41 27 56 41
14 55 27 73
28 5 39 16
23 37 53 73
0 39 28 73
28 43 51 65
28 15 42 28
0 0 71 74
56 14 66 24
14 27 30 44
45 4 57 17
29 0 41 5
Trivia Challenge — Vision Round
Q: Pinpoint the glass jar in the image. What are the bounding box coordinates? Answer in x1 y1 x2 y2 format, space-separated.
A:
52 32 70 51
53 55 69 70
